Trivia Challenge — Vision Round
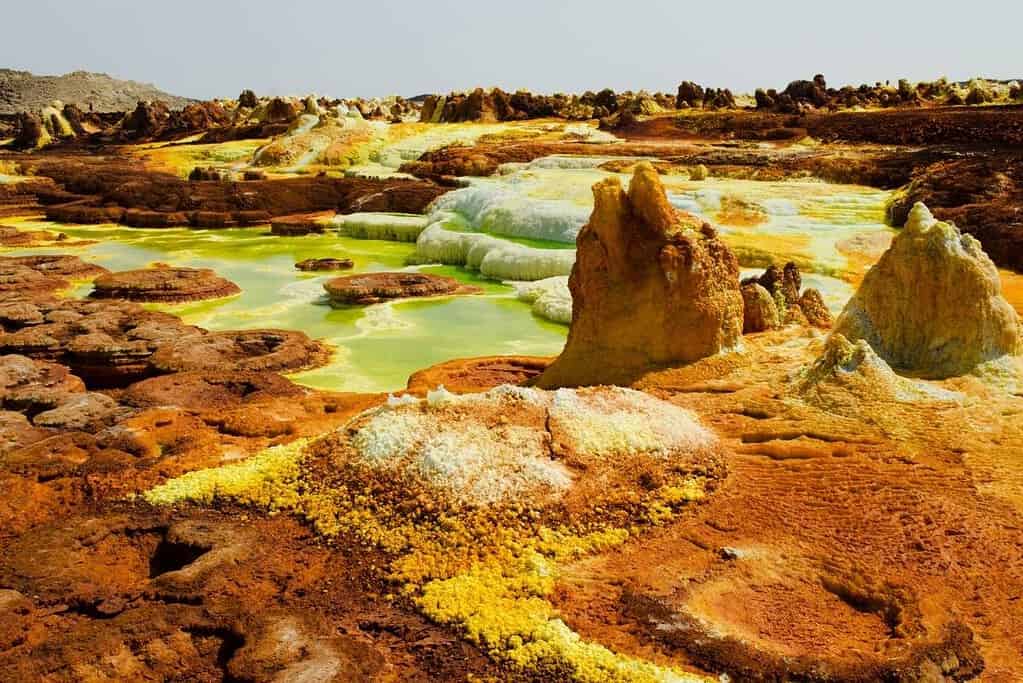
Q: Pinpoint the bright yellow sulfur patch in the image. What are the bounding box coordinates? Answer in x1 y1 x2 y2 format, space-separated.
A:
132 138 270 177
418 551 708 682
143 439 307 511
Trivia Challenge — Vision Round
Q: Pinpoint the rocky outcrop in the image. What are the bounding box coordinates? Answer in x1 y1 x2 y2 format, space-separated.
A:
740 262 831 332
536 162 744 387
0 298 202 386
11 112 51 149
741 283 781 333
323 272 482 306
90 265 241 303
834 202 1021 378
294 257 354 272
149 329 331 374
238 89 258 108
0 69 190 114
886 155 1023 272
24 157 446 229
0 255 107 280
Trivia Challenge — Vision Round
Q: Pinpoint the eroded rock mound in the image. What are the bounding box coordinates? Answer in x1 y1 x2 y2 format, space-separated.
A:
323 272 482 306
149 329 331 374
536 162 743 387
90 265 241 303
0 254 107 280
793 333 962 410
740 262 832 332
834 202 1021 378
405 356 551 395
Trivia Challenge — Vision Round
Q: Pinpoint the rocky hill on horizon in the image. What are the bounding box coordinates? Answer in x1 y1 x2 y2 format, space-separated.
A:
0 68 192 114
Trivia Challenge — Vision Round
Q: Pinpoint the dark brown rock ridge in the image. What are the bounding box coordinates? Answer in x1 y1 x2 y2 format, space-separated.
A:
17 156 447 230
0 297 330 387
740 262 832 332
323 272 482 306
536 162 744 387
90 265 241 303
0 254 107 280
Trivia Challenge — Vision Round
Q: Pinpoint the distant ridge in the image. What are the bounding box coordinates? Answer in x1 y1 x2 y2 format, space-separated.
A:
0 69 192 114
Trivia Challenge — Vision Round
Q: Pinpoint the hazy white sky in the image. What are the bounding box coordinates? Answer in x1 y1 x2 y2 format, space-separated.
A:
4 0 1021 99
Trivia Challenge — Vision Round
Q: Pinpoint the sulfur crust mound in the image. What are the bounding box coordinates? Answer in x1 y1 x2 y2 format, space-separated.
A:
325 384 719 511
793 333 962 411
536 162 744 387
834 202 1021 379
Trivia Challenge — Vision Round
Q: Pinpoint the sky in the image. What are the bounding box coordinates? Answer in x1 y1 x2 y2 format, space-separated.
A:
3 0 1022 100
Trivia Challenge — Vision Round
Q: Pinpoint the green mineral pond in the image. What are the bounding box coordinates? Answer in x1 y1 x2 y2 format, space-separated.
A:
2 220 568 393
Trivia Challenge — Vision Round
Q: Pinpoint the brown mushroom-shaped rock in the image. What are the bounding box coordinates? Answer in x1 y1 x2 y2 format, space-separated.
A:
90 265 241 303
323 272 482 306
295 257 354 272
149 329 331 374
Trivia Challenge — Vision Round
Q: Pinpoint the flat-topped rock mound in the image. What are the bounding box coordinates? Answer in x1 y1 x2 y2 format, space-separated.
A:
295 257 354 272
323 272 482 306
536 162 743 388
834 202 1021 378
123 370 305 410
405 355 552 395
0 263 69 295
0 255 109 296
0 297 202 386
149 328 331 374
90 265 241 303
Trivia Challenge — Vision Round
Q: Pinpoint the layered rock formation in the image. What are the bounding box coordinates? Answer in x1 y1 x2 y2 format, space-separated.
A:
834 203 1021 378
740 262 832 333
90 265 241 303
149 329 330 374
294 257 354 272
536 162 743 387
323 272 482 306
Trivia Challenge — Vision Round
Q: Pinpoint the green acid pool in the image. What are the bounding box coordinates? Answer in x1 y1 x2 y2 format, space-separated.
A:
2 221 568 393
